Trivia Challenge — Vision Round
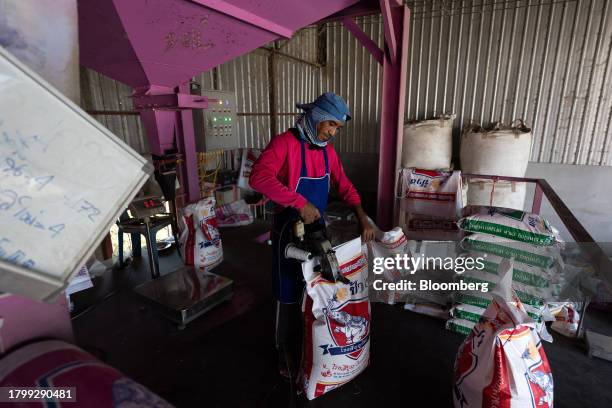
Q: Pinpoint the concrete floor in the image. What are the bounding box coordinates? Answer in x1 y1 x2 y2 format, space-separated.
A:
70 220 612 407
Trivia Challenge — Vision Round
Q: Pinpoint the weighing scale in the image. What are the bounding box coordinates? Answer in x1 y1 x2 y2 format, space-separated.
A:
133 265 233 329
125 166 234 328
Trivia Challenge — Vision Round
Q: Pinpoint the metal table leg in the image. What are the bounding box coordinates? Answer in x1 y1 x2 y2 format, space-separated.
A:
143 218 160 279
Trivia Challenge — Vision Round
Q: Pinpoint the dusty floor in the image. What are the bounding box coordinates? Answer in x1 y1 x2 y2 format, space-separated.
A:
71 220 612 407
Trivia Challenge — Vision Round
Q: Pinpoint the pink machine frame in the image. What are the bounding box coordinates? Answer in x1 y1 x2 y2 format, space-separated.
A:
78 0 409 228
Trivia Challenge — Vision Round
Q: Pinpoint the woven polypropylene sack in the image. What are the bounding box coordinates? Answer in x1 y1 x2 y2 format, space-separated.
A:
179 197 223 270
402 115 454 170
460 121 532 177
300 237 370 400
453 259 554 408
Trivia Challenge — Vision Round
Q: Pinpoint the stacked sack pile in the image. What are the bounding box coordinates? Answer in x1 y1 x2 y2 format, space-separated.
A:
460 120 532 210
447 206 564 339
399 114 462 239
398 115 462 309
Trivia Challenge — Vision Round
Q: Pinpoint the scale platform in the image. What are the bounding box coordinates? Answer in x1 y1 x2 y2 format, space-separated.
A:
133 265 233 328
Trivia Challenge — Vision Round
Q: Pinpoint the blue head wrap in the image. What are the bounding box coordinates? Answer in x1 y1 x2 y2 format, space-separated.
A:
294 92 352 147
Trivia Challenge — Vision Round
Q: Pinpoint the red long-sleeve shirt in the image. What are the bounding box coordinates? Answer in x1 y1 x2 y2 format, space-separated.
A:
249 130 361 210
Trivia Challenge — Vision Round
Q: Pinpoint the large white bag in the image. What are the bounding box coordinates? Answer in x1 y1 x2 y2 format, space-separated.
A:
300 237 370 400
453 259 554 408
464 179 527 211
460 120 532 177
179 197 223 270
402 115 455 170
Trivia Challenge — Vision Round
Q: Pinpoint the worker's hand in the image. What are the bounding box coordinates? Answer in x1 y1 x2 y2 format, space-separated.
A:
360 218 377 242
352 204 377 242
299 202 321 224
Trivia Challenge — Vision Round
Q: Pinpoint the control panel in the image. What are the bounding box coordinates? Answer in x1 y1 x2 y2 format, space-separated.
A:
201 89 239 151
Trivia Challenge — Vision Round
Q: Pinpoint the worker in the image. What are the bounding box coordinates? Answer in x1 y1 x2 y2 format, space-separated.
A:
249 92 376 379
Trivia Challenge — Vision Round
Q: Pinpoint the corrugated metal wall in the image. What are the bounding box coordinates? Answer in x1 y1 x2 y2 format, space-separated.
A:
274 28 321 135
192 28 321 149
80 17 381 154
405 0 612 166
193 18 382 152
80 67 149 154
210 50 271 149
81 2 612 167
323 16 385 155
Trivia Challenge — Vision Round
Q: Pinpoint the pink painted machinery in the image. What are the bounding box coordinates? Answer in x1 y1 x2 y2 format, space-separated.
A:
78 0 410 229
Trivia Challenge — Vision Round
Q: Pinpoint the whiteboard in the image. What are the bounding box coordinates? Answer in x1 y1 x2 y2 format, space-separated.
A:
0 46 152 300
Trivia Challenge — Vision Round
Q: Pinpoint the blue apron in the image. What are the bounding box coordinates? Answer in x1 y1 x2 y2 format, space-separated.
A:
272 140 329 304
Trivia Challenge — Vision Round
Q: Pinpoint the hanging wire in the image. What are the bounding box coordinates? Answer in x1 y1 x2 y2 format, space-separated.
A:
198 150 224 196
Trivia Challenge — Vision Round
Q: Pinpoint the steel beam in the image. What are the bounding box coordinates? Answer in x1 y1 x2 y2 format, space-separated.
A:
133 93 208 110
177 84 203 203
377 5 409 230
379 0 399 65
341 17 384 65
189 0 293 38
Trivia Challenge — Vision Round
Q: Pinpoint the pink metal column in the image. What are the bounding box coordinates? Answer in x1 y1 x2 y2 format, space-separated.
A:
134 85 207 203
139 110 177 156
376 2 410 230
176 84 203 203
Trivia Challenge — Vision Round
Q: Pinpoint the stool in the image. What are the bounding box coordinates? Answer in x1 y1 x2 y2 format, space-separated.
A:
117 214 172 279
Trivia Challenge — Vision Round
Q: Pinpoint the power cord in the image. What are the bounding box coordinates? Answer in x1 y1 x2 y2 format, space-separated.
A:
274 217 302 407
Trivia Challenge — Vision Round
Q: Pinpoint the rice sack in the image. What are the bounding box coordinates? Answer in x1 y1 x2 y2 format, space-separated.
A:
300 237 370 400
459 206 559 246
453 259 554 408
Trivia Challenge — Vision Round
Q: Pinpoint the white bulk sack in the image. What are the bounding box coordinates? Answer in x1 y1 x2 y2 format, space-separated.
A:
464 179 527 211
460 120 532 177
300 237 370 400
453 259 554 408
179 197 223 270
402 115 455 170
